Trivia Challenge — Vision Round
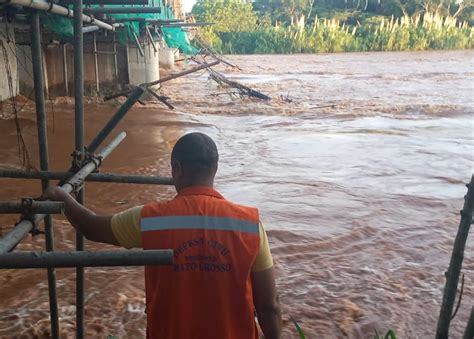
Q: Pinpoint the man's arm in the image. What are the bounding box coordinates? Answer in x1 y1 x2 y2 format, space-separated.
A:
252 267 282 339
43 186 119 246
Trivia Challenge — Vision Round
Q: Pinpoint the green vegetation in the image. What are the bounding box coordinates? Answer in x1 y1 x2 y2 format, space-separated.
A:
191 0 473 53
290 316 307 339
374 329 397 339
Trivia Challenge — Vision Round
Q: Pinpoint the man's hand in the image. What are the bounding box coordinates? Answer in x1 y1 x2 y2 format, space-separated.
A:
41 185 118 246
43 186 69 202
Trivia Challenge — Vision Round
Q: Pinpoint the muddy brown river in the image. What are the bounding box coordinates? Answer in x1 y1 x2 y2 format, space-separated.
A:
0 51 473 338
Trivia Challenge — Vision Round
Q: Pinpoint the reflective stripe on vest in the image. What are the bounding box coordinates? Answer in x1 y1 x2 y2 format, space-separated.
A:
141 215 259 234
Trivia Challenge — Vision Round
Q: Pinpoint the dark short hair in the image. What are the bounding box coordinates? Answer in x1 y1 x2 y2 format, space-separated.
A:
171 132 219 178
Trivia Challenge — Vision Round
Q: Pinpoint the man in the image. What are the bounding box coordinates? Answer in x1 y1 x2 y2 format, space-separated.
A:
44 132 282 339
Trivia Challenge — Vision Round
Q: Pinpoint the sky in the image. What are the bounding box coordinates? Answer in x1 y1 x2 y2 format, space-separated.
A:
182 0 197 13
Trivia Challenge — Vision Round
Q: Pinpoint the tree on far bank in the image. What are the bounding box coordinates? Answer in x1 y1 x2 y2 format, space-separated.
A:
191 0 258 49
192 0 258 32
253 0 313 24
252 0 473 23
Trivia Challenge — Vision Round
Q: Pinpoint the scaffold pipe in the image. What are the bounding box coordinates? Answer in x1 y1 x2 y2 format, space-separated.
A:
60 0 149 4
5 0 115 31
83 23 124 34
87 87 144 153
0 132 126 254
84 7 161 14
0 170 174 185
0 249 173 269
0 201 64 214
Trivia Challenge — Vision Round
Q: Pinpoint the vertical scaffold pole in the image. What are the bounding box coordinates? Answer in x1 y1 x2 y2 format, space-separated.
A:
73 0 85 337
113 35 118 78
93 32 99 93
63 44 69 96
30 11 60 339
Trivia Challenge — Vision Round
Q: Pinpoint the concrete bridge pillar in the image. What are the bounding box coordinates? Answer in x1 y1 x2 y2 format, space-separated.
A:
127 42 160 90
159 46 176 70
0 24 18 101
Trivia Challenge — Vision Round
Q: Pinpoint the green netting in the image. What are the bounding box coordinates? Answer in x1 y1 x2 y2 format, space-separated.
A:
162 27 198 55
42 15 74 37
41 0 196 55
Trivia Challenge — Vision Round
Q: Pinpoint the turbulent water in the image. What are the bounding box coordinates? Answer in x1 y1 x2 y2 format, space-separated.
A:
0 50 473 338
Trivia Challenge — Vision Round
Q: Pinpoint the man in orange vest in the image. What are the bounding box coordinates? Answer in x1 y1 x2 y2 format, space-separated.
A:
45 132 282 339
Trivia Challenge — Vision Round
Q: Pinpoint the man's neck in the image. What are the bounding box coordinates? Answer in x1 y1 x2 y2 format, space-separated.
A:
176 182 214 193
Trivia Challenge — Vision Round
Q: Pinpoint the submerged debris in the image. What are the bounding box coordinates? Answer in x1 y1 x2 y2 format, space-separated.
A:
207 67 271 101
190 55 271 101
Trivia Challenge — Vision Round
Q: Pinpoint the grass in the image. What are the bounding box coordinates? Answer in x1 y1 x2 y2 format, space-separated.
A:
290 316 307 339
199 11 473 54
374 329 397 339
288 316 397 338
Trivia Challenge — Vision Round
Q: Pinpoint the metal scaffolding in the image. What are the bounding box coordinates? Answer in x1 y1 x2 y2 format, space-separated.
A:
0 201 65 214
0 250 173 269
0 3 175 338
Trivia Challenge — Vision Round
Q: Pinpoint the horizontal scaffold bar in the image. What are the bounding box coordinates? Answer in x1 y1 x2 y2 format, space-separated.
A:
85 23 124 34
0 249 173 269
111 18 183 23
82 25 100 34
84 7 161 14
93 50 117 55
0 169 174 185
0 132 127 254
60 0 148 4
162 22 213 27
5 0 116 31
0 201 64 214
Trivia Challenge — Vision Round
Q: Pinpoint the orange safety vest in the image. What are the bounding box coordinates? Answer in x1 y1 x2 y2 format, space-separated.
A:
140 186 260 339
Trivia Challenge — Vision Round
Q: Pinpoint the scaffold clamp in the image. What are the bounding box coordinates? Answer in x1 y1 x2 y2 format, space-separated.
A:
17 198 44 237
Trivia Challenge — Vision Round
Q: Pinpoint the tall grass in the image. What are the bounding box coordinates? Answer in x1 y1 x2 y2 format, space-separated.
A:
209 12 473 54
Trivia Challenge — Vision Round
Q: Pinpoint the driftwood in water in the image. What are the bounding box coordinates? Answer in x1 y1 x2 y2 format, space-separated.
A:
189 57 270 101
435 174 474 338
207 68 271 101
104 61 220 101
